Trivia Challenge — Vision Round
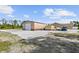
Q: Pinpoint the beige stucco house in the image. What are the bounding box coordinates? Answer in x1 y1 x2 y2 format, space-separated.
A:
51 22 74 30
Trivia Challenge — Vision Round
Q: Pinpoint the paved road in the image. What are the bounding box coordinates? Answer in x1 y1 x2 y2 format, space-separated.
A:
0 30 78 39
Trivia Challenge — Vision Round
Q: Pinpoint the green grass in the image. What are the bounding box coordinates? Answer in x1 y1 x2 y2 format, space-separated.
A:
48 32 79 40
0 41 12 51
0 31 22 52
49 32 79 36
0 31 22 42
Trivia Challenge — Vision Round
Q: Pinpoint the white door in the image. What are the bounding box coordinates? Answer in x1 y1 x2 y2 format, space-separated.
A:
24 24 31 30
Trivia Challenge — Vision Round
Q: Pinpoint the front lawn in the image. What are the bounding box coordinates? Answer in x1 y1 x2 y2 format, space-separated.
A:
0 41 12 52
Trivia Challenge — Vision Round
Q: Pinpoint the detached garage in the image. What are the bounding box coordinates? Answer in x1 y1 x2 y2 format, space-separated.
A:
22 20 46 30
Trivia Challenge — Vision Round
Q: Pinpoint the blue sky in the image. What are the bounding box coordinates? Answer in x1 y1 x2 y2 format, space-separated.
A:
0 5 79 24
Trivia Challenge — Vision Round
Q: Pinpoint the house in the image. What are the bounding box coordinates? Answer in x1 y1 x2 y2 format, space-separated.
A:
51 22 74 30
22 20 47 30
44 24 56 30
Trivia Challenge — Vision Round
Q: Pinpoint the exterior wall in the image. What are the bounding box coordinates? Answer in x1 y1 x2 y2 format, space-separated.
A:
45 26 51 30
33 22 46 30
31 23 34 30
43 25 56 30
72 27 78 30
51 26 56 30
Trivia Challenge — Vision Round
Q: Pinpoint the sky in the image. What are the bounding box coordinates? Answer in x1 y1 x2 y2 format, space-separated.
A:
0 5 79 24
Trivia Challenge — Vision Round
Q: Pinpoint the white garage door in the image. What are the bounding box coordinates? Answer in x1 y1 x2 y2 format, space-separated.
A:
24 24 32 30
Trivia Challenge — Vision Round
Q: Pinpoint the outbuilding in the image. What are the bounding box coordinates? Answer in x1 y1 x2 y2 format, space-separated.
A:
22 20 47 30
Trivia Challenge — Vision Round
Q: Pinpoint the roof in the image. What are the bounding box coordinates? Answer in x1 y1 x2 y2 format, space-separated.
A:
51 22 74 29
22 20 46 25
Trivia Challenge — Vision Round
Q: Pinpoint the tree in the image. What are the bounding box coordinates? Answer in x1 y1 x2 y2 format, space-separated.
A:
0 18 22 29
1 18 7 29
13 19 18 26
1 18 7 25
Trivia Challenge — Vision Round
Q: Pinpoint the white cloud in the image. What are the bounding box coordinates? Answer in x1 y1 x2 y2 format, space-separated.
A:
24 15 30 19
56 9 77 17
57 19 74 24
33 11 38 14
23 14 31 20
43 8 77 19
43 8 54 16
0 5 14 15
7 15 14 18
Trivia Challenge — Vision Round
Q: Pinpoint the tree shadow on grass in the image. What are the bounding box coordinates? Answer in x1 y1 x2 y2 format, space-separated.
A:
20 36 79 53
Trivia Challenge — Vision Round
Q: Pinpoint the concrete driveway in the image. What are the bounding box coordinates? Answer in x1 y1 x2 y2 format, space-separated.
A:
0 30 78 39
0 30 50 39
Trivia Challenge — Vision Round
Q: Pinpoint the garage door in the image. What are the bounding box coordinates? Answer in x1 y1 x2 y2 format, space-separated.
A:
24 24 32 30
